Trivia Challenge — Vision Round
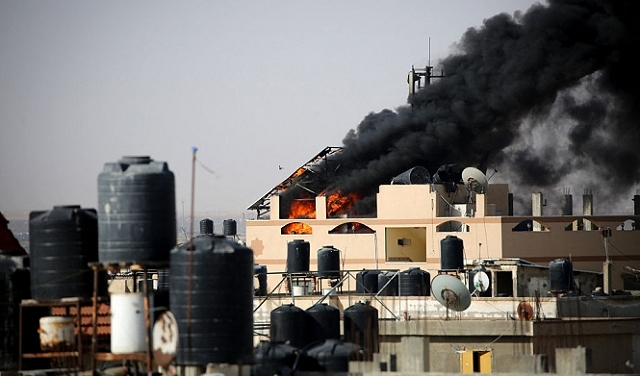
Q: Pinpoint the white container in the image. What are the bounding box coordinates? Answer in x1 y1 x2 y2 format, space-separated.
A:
39 316 75 351
292 285 306 296
110 293 146 354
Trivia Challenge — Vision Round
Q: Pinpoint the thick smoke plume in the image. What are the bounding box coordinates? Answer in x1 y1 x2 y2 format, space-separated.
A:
288 0 640 216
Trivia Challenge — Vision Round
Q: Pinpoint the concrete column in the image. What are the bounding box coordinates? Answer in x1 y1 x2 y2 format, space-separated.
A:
555 346 591 374
475 193 486 217
532 192 544 231
401 336 429 372
583 190 593 231
315 196 327 220
270 195 280 220
560 188 573 215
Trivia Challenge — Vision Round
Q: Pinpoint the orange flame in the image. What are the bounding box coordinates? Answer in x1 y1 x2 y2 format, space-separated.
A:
325 190 360 217
288 198 316 219
282 222 312 234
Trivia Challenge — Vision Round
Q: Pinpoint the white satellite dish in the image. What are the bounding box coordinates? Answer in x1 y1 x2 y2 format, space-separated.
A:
461 167 489 194
431 274 471 318
473 271 490 293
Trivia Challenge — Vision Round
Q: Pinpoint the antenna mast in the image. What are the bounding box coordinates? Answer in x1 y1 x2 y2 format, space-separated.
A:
408 37 446 95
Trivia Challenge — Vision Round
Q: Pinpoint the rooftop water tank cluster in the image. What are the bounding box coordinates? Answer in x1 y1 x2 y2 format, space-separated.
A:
256 302 377 374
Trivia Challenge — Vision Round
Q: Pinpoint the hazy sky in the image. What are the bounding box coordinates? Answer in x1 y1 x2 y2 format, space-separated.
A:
1 1 539 216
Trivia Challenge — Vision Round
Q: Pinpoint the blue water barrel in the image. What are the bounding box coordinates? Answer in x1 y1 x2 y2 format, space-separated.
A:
29 205 99 300
170 235 254 366
98 156 176 263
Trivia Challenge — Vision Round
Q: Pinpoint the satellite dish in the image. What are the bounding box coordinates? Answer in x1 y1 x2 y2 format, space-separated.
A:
152 310 178 368
473 271 490 293
462 167 489 194
517 301 534 321
431 274 471 315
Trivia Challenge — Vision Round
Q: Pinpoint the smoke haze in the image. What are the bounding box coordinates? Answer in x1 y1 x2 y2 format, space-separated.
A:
323 0 640 215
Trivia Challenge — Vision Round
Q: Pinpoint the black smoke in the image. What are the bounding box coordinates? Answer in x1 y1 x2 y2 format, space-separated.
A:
319 0 640 216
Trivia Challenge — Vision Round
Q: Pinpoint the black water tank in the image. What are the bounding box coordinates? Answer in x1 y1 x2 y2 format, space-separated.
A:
441 235 464 271
170 235 253 366
223 219 237 236
377 272 398 296
550 259 573 293
98 156 176 263
306 304 340 343
343 303 378 360
0 257 30 370
356 270 380 293
254 264 268 296
199 219 213 235
399 268 430 296
287 240 310 273
29 206 99 300
270 304 308 349
254 341 299 376
317 246 340 278
307 339 363 372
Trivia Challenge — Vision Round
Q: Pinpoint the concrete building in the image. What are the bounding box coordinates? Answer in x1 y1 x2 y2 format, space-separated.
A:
246 149 640 295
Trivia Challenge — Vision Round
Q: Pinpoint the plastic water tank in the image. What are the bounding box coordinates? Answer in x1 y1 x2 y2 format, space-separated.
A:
270 304 308 349
549 259 573 293
223 219 237 236
287 239 310 273
440 235 464 271
98 156 176 263
307 339 363 372
170 235 254 366
199 219 213 235
343 303 378 360
399 267 430 296
377 271 398 296
317 246 340 278
254 341 298 376
29 205 99 300
356 270 380 293
306 304 340 343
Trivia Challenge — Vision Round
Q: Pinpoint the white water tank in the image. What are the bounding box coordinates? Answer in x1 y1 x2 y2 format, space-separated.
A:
110 293 146 354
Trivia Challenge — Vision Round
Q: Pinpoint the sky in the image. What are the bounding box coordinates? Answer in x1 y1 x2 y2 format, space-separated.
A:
1 1 541 217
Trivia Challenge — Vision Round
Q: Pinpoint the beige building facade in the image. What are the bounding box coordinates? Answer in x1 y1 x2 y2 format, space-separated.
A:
247 181 640 295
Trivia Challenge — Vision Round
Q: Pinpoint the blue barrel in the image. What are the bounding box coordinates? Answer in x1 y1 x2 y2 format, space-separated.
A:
29 205 99 300
170 235 254 366
98 156 176 263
